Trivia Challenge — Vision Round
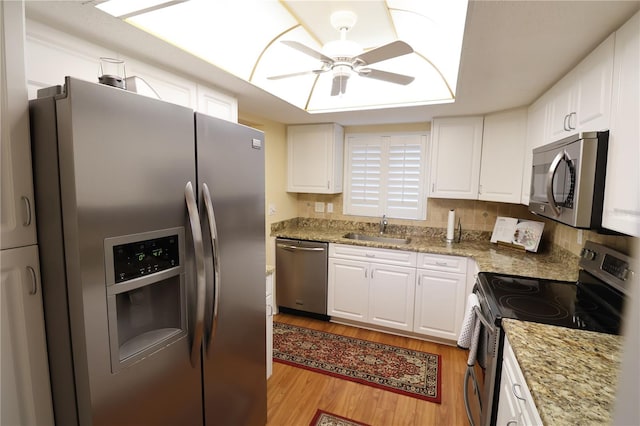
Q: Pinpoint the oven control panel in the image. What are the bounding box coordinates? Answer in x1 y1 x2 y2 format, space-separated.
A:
580 241 635 294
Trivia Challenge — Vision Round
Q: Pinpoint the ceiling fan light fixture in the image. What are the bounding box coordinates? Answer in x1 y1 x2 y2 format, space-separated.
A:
323 39 362 59
330 10 358 32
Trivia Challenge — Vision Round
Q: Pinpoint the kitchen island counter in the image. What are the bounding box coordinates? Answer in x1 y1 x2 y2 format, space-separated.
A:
503 319 622 425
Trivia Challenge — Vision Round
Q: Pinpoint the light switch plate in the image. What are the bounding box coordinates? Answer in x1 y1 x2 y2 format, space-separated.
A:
314 202 325 213
327 203 333 213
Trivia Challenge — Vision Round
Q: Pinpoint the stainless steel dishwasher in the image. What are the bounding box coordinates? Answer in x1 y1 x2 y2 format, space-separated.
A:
275 238 328 318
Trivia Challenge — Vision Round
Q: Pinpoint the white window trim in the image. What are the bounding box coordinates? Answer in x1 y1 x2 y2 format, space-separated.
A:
343 131 429 220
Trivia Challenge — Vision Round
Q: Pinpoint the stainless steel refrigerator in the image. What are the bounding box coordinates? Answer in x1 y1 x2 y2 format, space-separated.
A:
29 77 266 425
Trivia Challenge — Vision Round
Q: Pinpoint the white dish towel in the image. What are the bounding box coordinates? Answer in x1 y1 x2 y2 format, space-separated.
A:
457 293 482 366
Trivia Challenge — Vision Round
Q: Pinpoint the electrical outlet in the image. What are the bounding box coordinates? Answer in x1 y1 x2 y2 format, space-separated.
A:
327 203 334 213
577 229 583 245
314 202 325 213
268 203 276 216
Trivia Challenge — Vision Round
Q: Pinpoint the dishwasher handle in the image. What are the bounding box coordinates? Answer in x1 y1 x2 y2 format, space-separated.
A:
277 243 326 252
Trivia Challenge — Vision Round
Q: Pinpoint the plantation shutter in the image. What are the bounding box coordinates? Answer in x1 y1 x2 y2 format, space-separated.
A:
344 132 428 220
385 134 427 220
345 135 383 216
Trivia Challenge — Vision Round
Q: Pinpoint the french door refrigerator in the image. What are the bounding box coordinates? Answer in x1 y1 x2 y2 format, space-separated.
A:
29 77 266 425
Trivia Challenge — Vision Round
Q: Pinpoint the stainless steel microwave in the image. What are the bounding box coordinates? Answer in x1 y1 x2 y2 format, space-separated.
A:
529 131 609 228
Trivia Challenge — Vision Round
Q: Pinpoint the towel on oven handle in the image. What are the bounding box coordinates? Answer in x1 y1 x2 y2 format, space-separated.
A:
458 293 482 366
457 293 479 349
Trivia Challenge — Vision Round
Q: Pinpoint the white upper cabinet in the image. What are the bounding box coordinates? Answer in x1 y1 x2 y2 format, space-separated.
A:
1 1 37 249
429 116 484 199
603 11 640 237
24 20 237 121
479 108 527 204
287 123 344 194
546 33 614 142
521 100 547 205
196 84 238 122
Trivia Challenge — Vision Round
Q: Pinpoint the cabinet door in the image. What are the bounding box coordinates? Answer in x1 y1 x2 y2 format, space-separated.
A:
1 245 54 426
574 34 614 132
287 124 344 194
479 108 527 203
603 11 640 237
197 84 238 123
328 258 369 321
413 269 466 340
429 116 483 199
368 264 416 332
546 78 576 142
521 99 547 205
1 0 37 249
496 359 520 426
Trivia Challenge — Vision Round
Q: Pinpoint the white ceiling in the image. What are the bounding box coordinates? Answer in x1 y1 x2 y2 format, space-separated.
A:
25 1 640 126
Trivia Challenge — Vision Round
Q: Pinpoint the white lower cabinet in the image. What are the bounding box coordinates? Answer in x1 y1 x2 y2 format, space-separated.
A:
414 253 467 340
414 269 466 340
328 244 467 341
328 258 370 322
328 257 416 331
328 244 416 332
497 336 542 426
368 264 416 332
1 245 54 426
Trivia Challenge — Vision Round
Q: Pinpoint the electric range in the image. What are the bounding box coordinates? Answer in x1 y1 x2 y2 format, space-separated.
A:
465 240 635 426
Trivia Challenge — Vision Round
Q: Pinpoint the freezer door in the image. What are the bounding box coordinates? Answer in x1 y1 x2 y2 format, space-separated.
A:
30 77 203 426
195 113 267 426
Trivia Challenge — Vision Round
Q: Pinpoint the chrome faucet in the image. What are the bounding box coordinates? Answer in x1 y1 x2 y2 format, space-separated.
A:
380 214 388 234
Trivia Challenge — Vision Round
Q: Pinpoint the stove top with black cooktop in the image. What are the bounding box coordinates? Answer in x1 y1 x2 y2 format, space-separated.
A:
476 271 623 334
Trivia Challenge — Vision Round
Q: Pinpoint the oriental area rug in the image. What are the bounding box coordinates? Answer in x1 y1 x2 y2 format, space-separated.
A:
273 322 441 403
309 409 370 426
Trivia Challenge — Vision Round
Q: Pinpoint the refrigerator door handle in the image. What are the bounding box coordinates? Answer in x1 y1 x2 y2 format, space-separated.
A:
185 181 206 367
202 183 221 352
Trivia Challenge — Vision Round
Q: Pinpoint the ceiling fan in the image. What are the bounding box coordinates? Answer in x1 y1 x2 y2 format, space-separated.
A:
268 11 415 96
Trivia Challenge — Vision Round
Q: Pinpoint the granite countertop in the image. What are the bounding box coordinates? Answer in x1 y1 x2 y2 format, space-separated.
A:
272 218 580 281
503 319 622 425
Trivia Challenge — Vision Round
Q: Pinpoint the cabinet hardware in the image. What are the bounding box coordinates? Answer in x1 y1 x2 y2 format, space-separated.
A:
435 261 448 266
512 383 526 401
27 266 37 295
364 269 368 278
569 112 577 130
563 114 570 131
327 180 330 189
21 196 32 226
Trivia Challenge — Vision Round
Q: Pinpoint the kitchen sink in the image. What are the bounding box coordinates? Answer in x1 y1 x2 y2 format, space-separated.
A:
343 232 411 245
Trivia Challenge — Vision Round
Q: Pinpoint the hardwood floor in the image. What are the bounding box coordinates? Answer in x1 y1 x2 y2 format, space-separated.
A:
267 313 470 426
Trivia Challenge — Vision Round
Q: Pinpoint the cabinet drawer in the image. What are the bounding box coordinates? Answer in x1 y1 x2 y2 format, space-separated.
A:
417 253 467 274
329 243 417 267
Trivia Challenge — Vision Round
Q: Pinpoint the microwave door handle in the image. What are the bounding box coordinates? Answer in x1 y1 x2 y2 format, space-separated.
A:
546 150 568 217
201 183 220 353
185 181 206 367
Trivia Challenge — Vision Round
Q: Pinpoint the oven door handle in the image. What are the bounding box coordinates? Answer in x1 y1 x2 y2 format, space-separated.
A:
473 305 496 334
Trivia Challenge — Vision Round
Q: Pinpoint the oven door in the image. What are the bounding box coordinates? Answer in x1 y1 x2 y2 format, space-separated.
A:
464 290 501 426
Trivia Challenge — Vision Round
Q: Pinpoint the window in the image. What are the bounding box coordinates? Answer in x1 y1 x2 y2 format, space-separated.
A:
343 132 428 220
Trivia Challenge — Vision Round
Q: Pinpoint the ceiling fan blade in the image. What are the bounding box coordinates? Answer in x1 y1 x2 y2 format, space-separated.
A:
358 68 415 85
281 40 334 63
267 69 325 80
330 74 349 96
353 40 413 66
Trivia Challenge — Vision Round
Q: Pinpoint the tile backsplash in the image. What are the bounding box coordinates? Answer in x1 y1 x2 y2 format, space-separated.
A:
296 193 634 257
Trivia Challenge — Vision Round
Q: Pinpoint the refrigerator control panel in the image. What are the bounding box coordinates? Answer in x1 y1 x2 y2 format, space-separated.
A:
113 234 180 283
